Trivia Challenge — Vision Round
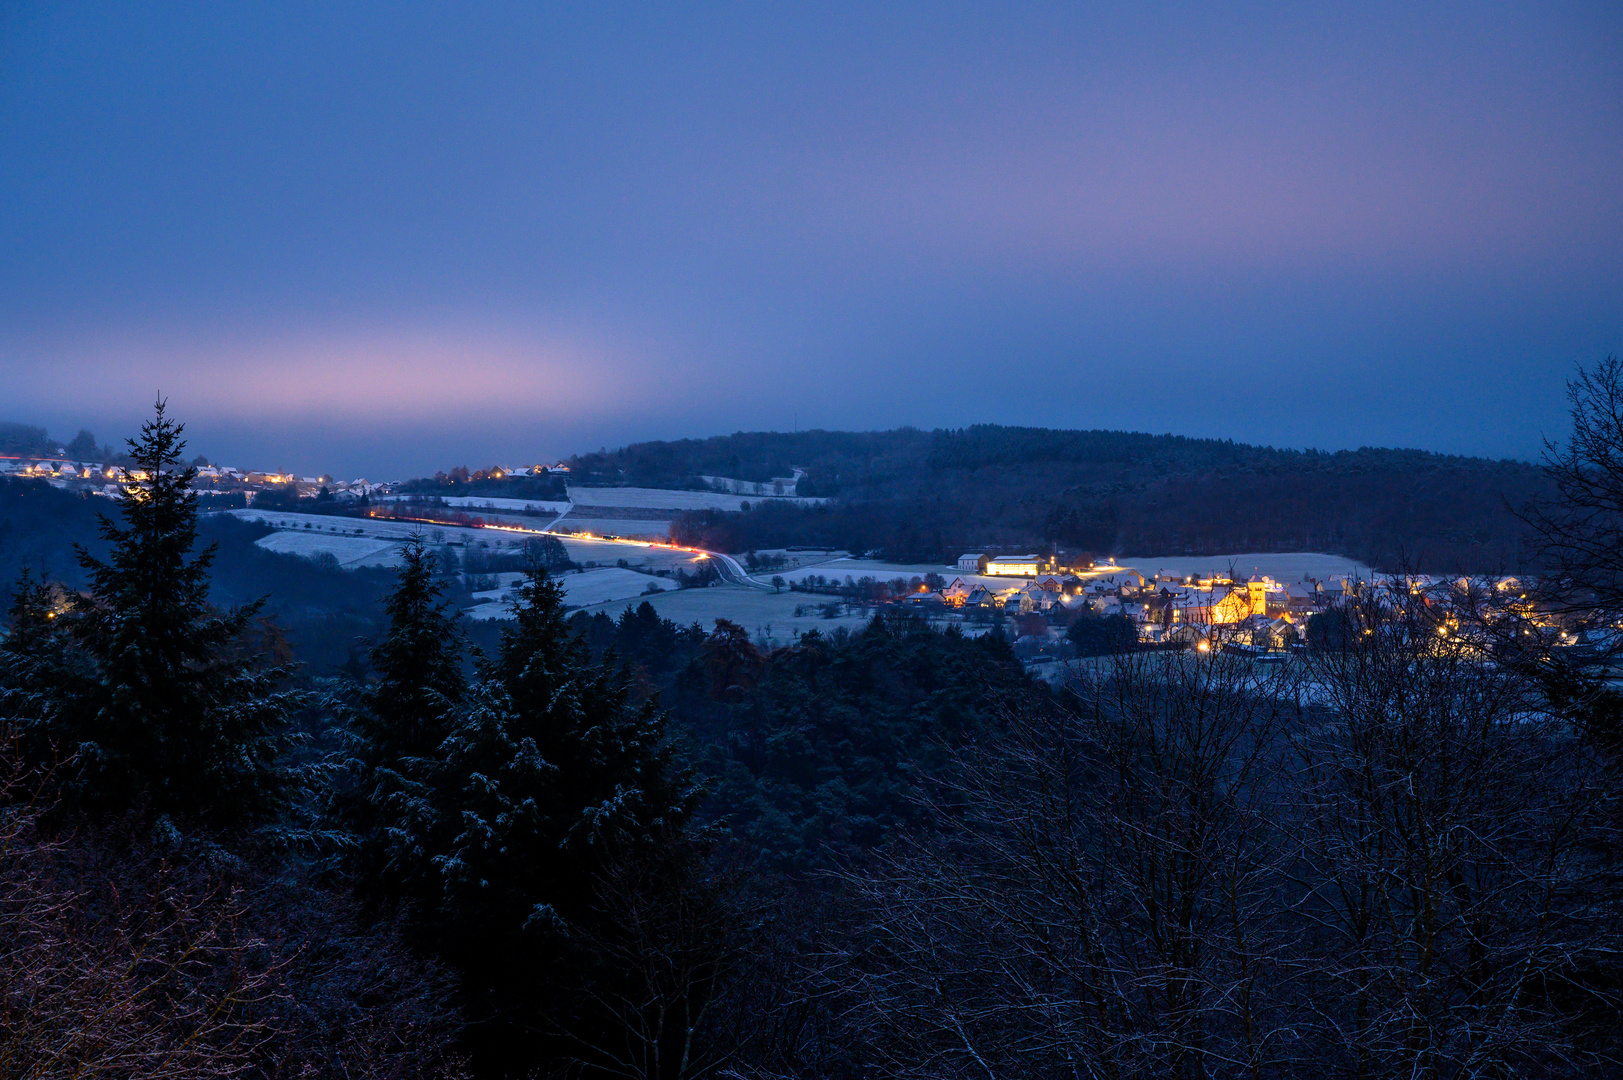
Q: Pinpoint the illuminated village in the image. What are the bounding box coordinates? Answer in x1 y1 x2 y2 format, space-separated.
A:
0 450 571 504
885 555 1358 661
797 552 1575 669
1 449 1582 671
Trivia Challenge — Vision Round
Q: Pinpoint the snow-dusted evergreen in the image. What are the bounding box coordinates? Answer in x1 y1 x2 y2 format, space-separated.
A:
7 401 304 827
333 533 466 898
0 567 63 736
338 556 702 1070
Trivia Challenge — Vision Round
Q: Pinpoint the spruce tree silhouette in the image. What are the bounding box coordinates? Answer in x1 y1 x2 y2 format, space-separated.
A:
333 533 466 898
18 400 302 828
409 564 700 1072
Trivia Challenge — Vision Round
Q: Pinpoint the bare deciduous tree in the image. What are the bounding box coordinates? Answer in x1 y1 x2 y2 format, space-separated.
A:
825 650 1299 1080
803 592 1623 1079
1290 584 1622 1079
1525 354 1623 623
557 841 790 1080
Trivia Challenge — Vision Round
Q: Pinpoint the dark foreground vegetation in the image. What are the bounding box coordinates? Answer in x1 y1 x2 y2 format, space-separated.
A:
569 426 1549 572
2 364 1622 1077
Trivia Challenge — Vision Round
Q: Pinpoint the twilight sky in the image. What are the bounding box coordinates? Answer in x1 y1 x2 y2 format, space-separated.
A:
2 2 1620 478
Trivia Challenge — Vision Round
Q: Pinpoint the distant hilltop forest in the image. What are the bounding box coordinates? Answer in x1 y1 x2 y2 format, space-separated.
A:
4 416 1551 573
0 420 120 463
567 425 1550 574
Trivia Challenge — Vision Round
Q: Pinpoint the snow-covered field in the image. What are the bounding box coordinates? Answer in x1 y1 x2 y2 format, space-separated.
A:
559 567 676 607
253 531 405 568
695 474 803 497
1111 552 1374 582
224 508 546 573
225 508 492 544
466 566 677 620
553 517 672 540
225 508 708 570
379 495 570 514
778 559 891 582
567 583 872 644
566 486 822 511
776 558 1012 592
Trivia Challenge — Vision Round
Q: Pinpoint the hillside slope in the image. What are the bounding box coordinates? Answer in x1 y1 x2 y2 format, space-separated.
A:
570 426 1548 573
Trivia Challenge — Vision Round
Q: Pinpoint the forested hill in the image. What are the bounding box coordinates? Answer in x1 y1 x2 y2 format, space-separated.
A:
573 425 1551 573
566 428 925 489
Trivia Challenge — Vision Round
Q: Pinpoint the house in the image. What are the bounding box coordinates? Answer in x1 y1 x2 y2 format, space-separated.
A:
942 578 974 604
1163 623 1211 649
1264 616 1299 648
1014 583 1055 614
1170 587 1254 625
1284 582 1321 613
1238 576 1294 617
1214 590 1255 624
1055 593 1088 614
1325 575 1360 597
964 586 996 609
904 591 946 611
1013 633 1063 662
986 554 1047 577
956 553 989 574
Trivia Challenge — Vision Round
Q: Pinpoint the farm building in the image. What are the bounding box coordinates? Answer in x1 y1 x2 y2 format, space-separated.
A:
985 554 1050 577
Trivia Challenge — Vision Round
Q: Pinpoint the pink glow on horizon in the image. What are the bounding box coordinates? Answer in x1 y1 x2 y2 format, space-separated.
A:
6 322 661 423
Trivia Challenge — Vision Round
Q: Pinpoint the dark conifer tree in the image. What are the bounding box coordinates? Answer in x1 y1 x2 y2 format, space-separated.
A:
419 566 702 1071
334 534 466 898
18 401 302 827
2 567 59 656
0 568 67 741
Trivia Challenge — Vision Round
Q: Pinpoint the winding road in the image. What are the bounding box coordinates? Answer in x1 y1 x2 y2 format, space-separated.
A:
700 550 775 591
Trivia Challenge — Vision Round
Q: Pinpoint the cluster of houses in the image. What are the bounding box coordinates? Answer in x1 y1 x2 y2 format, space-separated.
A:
2 457 158 493
903 554 1368 652
0 455 381 501
4 450 587 510
908 556 1580 669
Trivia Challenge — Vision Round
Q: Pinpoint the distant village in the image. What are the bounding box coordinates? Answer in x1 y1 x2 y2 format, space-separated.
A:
0 451 378 501
781 549 1571 672
0 452 576 505
781 550 1362 663
5 448 1573 670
